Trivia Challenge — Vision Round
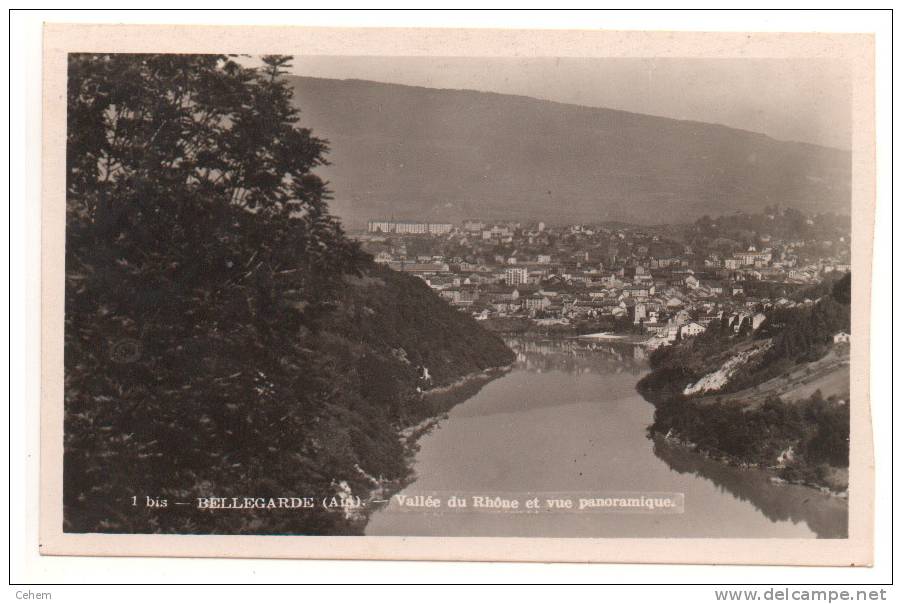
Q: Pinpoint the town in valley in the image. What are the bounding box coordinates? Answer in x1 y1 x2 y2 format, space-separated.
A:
356 208 851 350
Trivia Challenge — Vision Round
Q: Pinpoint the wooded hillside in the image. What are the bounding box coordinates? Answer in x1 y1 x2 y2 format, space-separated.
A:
63 54 512 535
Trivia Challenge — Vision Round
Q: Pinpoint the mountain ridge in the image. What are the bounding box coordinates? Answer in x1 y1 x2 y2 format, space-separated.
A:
306 76 845 152
288 75 851 227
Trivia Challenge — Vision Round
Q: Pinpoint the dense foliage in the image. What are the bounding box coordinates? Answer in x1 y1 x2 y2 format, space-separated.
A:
689 208 850 252
64 54 512 535
650 392 849 471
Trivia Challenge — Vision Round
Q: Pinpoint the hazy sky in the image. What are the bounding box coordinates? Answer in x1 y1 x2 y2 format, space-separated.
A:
275 56 851 150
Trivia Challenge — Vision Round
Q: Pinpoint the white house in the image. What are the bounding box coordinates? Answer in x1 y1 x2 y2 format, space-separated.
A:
751 312 767 331
679 321 706 338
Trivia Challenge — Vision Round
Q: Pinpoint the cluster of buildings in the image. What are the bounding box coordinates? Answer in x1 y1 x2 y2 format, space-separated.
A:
356 216 851 349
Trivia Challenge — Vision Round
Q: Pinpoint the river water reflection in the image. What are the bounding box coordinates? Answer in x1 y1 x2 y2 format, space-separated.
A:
365 337 848 538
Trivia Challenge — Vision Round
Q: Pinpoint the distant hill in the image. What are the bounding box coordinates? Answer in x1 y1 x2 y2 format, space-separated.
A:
288 76 851 227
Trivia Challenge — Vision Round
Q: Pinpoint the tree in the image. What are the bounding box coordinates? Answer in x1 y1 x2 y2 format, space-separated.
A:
832 272 851 305
64 54 370 535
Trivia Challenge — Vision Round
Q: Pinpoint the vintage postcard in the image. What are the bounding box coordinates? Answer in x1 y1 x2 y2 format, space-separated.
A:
40 23 875 564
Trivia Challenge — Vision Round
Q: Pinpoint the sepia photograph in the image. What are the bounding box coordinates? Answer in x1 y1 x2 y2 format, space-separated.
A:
36 23 877 565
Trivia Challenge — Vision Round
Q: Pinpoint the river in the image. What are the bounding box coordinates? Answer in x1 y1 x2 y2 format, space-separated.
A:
365 337 848 538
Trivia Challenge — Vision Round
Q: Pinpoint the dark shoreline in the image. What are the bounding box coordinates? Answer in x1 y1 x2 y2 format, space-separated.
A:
651 434 848 538
648 426 849 498
635 379 849 497
357 364 513 532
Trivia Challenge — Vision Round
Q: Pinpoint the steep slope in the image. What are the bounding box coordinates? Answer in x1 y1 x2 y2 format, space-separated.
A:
637 275 852 492
64 255 513 536
289 76 851 226
63 54 515 538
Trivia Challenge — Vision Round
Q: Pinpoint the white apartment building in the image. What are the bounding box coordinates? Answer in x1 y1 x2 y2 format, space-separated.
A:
504 267 528 286
367 220 453 235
